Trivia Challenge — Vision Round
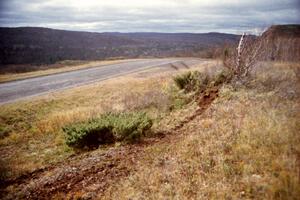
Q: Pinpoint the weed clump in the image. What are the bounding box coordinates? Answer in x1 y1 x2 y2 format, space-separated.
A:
173 71 210 93
213 68 233 86
62 112 152 148
173 69 232 94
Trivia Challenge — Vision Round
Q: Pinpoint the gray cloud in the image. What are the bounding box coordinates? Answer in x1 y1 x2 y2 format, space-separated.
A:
0 0 299 33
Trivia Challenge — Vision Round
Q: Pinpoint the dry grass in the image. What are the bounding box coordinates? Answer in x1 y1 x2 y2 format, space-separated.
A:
2 60 298 200
0 77 166 179
0 62 212 180
0 59 134 83
102 62 300 200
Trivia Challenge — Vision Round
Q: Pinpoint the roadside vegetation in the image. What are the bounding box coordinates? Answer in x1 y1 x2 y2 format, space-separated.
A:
1 59 299 199
0 31 299 199
0 63 211 181
63 112 153 148
102 62 300 200
60 66 230 151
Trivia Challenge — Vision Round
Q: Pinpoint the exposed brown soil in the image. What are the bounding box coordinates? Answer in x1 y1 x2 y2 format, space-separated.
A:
1 145 145 199
0 88 219 199
172 87 219 131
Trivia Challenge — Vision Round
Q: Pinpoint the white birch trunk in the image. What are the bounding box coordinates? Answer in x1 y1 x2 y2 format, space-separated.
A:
236 33 245 74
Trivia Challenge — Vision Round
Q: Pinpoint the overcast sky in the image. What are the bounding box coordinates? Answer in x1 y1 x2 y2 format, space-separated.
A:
0 0 299 34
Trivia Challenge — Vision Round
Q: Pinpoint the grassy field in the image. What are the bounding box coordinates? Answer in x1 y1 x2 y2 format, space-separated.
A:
0 59 135 83
102 62 300 199
0 61 299 199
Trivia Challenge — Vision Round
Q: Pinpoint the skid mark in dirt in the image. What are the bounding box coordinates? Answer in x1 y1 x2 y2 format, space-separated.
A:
1 146 144 199
172 87 219 131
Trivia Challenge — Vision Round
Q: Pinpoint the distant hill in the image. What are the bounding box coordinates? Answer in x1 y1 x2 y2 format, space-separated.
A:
263 24 300 38
0 27 240 65
261 24 300 61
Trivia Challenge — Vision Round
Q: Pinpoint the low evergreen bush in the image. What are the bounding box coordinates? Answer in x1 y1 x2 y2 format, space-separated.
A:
63 112 152 148
173 69 233 94
173 71 210 93
213 69 233 86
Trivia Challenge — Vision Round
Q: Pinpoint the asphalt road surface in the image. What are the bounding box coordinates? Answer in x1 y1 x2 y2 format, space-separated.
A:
0 58 204 104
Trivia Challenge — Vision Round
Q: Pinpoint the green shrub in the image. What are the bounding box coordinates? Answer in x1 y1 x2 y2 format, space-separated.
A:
62 112 153 148
166 85 190 111
173 71 210 93
213 68 233 86
173 71 193 90
173 69 233 94
108 112 152 141
62 118 113 148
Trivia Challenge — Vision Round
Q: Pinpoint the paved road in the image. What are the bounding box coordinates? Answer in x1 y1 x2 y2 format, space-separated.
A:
0 58 204 104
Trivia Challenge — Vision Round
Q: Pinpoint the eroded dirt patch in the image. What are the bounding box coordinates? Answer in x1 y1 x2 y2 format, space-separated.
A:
173 87 219 131
1 145 143 199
